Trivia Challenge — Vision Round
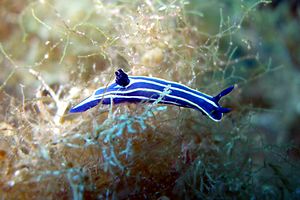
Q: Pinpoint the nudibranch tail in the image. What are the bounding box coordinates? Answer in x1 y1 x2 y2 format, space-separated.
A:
70 69 235 122
213 85 234 103
208 85 234 121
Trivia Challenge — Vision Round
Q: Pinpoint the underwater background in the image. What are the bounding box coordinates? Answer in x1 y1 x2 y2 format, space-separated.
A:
0 0 299 199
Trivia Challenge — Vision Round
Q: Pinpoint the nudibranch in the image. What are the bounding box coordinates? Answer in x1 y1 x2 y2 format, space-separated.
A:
70 69 234 121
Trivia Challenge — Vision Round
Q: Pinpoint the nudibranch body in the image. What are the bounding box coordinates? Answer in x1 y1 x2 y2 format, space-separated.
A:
70 69 234 122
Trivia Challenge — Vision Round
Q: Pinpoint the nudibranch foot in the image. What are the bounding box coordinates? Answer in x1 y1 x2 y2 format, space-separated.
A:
70 69 234 122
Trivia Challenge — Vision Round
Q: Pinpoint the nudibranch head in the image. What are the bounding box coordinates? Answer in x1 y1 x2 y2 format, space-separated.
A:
115 69 130 87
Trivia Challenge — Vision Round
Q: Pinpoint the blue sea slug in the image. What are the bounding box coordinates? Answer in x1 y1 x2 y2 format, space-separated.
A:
70 69 234 121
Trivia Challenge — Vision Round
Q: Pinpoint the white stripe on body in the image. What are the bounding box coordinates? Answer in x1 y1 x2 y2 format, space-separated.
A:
94 78 218 107
101 95 182 106
130 76 213 98
95 93 221 122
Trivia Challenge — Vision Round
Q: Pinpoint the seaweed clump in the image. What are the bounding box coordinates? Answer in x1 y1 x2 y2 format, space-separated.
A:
0 0 299 199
